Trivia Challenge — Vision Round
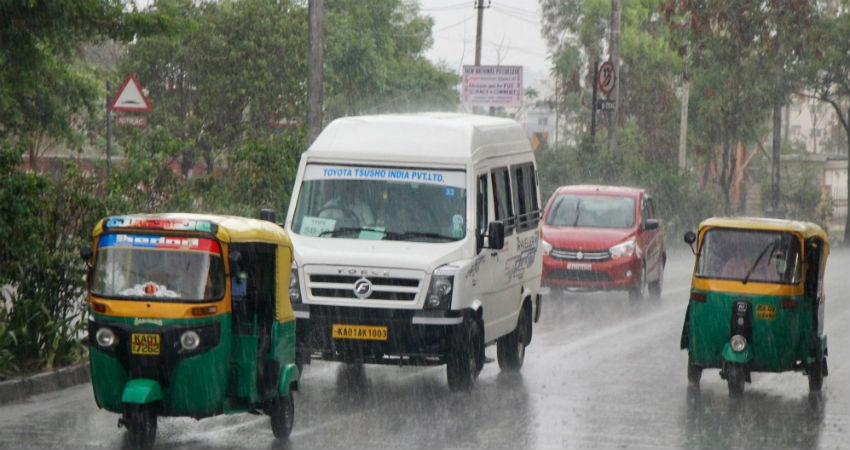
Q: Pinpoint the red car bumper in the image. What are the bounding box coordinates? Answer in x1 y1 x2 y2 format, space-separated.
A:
542 253 641 290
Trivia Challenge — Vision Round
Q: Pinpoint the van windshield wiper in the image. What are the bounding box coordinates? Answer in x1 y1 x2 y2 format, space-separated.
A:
390 231 457 242
317 227 388 237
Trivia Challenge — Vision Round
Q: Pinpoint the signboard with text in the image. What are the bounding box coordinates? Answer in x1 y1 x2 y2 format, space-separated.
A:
462 65 523 107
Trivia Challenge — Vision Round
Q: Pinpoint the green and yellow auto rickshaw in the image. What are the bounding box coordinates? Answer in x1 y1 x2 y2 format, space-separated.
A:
681 217 829 397
82 213 299 448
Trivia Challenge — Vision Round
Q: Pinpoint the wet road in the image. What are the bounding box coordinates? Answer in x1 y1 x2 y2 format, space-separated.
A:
1 245 848 450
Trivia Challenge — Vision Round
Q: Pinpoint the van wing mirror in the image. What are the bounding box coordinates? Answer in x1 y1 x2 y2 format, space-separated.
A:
487 221 505 250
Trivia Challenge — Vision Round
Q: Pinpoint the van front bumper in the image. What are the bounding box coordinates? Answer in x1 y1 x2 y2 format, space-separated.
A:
293 304 464 365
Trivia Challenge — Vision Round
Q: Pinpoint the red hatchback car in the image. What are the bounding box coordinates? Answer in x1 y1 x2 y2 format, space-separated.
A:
541 185 666 299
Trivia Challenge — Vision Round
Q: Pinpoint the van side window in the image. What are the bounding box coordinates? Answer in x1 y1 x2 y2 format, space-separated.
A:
511 163 540 231
491 167 515 234
476 174 488 233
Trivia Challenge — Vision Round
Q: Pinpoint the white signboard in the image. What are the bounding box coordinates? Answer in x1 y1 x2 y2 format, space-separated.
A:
462 65 523 107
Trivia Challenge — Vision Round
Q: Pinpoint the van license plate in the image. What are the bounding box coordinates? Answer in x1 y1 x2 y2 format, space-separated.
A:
332 324 388 341
567 263 592 271
131 333 161 355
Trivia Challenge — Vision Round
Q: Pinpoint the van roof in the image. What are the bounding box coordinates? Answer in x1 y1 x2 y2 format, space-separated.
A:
306 112 532 164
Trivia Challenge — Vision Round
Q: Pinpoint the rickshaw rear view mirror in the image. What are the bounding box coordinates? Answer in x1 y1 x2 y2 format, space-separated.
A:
683 231 696 254
80 246 93 263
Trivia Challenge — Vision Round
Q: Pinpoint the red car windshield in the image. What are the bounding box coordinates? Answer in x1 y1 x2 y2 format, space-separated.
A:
546 194 635 228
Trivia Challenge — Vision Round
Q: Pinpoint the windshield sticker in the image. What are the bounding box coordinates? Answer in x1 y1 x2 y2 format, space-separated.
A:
444 187 457 198
452 214 465 238
300 216 337 237
99 234 220 254
105 216 214 233
304 164 465 188
359 227 386 240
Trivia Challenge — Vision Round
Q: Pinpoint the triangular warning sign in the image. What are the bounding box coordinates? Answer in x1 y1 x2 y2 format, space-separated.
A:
109 73 152 112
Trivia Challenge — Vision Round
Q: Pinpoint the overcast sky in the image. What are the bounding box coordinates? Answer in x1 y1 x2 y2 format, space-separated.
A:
418 0 553 78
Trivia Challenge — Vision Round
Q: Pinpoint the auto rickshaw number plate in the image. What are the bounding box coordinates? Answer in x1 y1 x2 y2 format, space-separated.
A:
332 324 388 341
131 333 161 355
756 304 776 320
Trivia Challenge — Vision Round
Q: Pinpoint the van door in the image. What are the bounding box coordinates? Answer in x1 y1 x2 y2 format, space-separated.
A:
486 165 517 339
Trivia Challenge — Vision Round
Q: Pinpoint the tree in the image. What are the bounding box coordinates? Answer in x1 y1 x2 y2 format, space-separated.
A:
662 0 818 214
803 6 850 243
323 0 458 118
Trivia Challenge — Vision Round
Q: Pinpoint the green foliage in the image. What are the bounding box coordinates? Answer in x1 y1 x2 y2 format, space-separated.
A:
0 144 103 377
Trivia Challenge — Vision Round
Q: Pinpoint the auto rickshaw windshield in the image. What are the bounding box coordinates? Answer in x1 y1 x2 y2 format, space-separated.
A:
91 233 226 302
696 228 802 284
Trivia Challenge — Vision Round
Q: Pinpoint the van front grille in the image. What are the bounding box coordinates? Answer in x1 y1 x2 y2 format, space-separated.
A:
305 269 422 302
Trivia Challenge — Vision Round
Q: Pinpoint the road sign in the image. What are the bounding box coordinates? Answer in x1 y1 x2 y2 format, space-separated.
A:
115 115 148 127
597 99 616 111
597 61 615 96
462 65 523 107
109 73 152 112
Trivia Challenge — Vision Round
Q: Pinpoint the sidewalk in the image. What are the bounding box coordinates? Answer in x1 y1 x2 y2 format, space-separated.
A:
0 364 90 405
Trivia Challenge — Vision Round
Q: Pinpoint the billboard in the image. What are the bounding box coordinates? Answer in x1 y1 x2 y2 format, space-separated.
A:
462 65 523 107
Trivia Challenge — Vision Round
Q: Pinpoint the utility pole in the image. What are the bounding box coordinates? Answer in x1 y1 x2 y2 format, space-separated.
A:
678 80 689 171
307 0 324 146
106 81 111 176
474 0 492 115
607 0 620 156
770 43 784 216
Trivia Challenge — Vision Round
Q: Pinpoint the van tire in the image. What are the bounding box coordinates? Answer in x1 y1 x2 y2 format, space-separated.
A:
446 318 482 391
497 305 530 371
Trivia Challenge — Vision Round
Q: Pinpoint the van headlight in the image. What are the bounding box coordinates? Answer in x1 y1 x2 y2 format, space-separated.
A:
542 238 553 256
425 266 456 309
289 261 302 304
730 334 747 353
610 237 636 260
95 327 117 348
180 330 201 351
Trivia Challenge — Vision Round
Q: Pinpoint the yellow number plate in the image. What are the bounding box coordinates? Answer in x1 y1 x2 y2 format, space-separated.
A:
332 324 388 341
756 304 777 320
131 333 161 355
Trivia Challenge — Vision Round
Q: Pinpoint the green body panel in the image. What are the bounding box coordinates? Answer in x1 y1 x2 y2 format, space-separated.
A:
89 347 128 412
721 342 753 364
271 320 297 364
122 378 163 404
688 290 813 372
88 314 232 417
280 363 300 396
230 334 260 402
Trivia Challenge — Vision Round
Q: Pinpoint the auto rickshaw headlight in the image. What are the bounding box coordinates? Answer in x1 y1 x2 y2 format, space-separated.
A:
95 327 117 348
730 334 747 353
180 330 201 351
289 261 302 304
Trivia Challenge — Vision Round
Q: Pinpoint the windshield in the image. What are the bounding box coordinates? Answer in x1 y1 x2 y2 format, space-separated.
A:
91 233 226 302
696 228 802 284
545 194 635 228
291 164 467 243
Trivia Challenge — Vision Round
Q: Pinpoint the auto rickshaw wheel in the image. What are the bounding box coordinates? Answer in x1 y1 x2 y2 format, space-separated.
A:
687 356 702 386
270 393 295 439
808 358 826 392
726 363 746 398
124 404 157 450
497 304 530 371
447 317 482 391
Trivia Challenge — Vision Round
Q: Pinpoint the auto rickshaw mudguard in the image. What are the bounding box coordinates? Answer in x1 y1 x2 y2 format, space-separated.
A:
278 363 300 397
121 378 164 404
722 343 753 364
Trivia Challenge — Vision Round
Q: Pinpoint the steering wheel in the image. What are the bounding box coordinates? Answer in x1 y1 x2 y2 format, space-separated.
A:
316 205 360 228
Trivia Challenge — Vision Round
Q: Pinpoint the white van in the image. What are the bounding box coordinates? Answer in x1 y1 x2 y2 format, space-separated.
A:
284 112 542 390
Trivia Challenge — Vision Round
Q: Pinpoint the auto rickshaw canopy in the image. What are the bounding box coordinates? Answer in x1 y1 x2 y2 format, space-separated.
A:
698 216 828 245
